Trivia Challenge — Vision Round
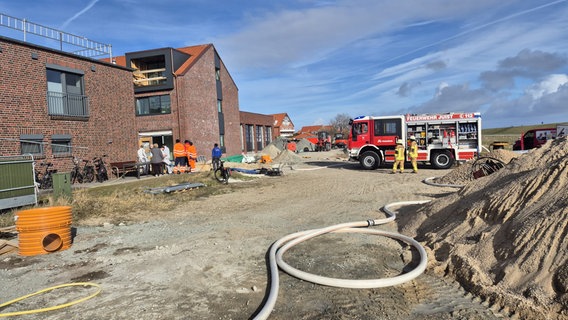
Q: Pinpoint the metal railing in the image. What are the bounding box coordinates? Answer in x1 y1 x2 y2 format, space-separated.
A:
0 12 112 59
47 91 90 118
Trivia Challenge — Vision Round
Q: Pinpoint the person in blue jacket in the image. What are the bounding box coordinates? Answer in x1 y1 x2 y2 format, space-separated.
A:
211 143 222 171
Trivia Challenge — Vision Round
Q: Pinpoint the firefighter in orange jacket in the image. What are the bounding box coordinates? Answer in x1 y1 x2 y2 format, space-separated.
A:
186 140 197 171
409 135 418 173
392 139 405 174
173 139 187 173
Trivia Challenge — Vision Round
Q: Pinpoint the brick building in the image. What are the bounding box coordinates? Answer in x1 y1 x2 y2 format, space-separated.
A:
239 111 274 153
111 44 241 158
0 35 137 172
272 113 295 138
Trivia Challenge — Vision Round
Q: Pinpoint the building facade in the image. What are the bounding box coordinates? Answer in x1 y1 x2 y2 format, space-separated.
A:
240 111 274 153
0 36 137 172
112 44 241 158
272 113 295 138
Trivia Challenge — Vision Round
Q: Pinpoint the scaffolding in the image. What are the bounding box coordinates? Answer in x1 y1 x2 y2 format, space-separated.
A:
0 12 112 60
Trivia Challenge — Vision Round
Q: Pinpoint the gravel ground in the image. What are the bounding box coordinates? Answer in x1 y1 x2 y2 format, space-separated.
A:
1 150 502 319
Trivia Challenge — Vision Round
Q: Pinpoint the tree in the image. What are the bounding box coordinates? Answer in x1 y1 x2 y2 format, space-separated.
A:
329 113 351 135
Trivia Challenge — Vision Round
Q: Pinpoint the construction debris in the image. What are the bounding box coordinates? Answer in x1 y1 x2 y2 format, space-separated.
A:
0 226 17 255
144 182 206 195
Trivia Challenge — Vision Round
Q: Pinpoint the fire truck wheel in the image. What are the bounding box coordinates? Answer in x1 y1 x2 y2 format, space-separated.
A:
360 151 380 170
431 151 453 169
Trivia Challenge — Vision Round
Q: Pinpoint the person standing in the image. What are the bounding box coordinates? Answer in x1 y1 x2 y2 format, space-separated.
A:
150 143 164 176
137 144 149 175
409 136 418 173
186 140 197 172
392 139 405 174
161 144 173 174
211 143 222 171
173 139 187 173
184 140 192 172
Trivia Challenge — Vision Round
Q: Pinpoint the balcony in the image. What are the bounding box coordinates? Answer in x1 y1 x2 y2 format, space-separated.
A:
47 91 89 118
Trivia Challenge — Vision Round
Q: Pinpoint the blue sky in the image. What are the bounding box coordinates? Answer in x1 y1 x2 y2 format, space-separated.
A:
1 0 568 129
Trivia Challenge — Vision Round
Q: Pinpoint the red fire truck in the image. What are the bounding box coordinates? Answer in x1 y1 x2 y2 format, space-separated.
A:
348 112 482 170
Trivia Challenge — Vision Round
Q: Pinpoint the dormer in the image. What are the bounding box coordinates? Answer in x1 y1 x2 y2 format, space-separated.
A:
125 48 190 93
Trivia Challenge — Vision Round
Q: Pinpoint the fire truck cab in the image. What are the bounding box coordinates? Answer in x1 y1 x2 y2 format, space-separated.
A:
348 112 482 170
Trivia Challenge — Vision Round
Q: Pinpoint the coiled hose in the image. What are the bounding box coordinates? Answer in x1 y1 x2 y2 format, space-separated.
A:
0 282 101 317
253 200 431 320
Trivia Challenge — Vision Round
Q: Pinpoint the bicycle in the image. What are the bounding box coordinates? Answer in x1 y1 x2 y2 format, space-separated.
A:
211 158 221 172
35 161 57 189
70 157 84 184
93 155 109 183
214 160 231 184
82 159 95 183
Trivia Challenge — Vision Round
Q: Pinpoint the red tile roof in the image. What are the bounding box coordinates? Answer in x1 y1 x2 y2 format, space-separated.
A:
102 44 211 76
297 125 332 134
174 44 211 75
272 113 290 127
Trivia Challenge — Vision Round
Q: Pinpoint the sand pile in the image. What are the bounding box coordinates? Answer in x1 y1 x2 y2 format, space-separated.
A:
295 138 315 152
260 144 281 160
435 149 520 186
267 137 288 151
272 149 304 165
403 137 568 319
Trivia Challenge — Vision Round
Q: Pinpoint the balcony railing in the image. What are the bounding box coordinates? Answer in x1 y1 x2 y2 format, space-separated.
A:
47 91 89 118
0 12 112 59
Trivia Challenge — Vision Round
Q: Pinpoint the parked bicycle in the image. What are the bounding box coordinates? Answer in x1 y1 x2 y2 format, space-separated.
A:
211 158 221 172
34 161 57 189
70 157 84 184
214 160 231 184
82 159 95 183
93 155 109 183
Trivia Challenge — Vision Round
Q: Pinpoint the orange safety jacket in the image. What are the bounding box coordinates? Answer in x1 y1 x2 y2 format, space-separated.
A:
186 145 197 160
173 143 186 158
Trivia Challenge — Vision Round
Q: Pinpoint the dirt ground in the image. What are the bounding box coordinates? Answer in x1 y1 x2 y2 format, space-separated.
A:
2 149 506 319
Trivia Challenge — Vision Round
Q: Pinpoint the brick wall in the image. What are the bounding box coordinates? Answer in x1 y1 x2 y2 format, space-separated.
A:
240 111 274 152
174 46 241 158
0 37 137 172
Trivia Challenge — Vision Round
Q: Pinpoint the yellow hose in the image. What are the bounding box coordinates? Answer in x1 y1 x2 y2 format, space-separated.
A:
0 282 101 317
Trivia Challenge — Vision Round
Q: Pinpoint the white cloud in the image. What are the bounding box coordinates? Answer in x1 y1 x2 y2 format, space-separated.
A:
435 82 450 97
526 74 568 99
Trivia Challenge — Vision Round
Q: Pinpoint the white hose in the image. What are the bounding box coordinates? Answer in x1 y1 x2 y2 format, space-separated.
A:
253 200 431 320
423 176 464 188
290 162 345 171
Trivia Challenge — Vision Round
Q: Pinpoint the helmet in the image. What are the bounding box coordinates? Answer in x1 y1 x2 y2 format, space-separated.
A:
396 139 403 144
410 136 416 141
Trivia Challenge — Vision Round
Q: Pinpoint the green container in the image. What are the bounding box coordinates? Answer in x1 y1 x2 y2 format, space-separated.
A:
52 172 72 200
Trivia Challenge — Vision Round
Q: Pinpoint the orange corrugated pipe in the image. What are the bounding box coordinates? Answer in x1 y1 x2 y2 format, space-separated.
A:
15 206 72 256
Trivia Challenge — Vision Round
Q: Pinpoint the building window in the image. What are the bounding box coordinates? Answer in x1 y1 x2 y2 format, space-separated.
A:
51 134 72 157
245 125 254 152
136 95 171 115
47 68 89 118
20 134 44 157
264 126 272 146
256 126 263 151
215 68 220 81
217 99 223 113
131 55 167 87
